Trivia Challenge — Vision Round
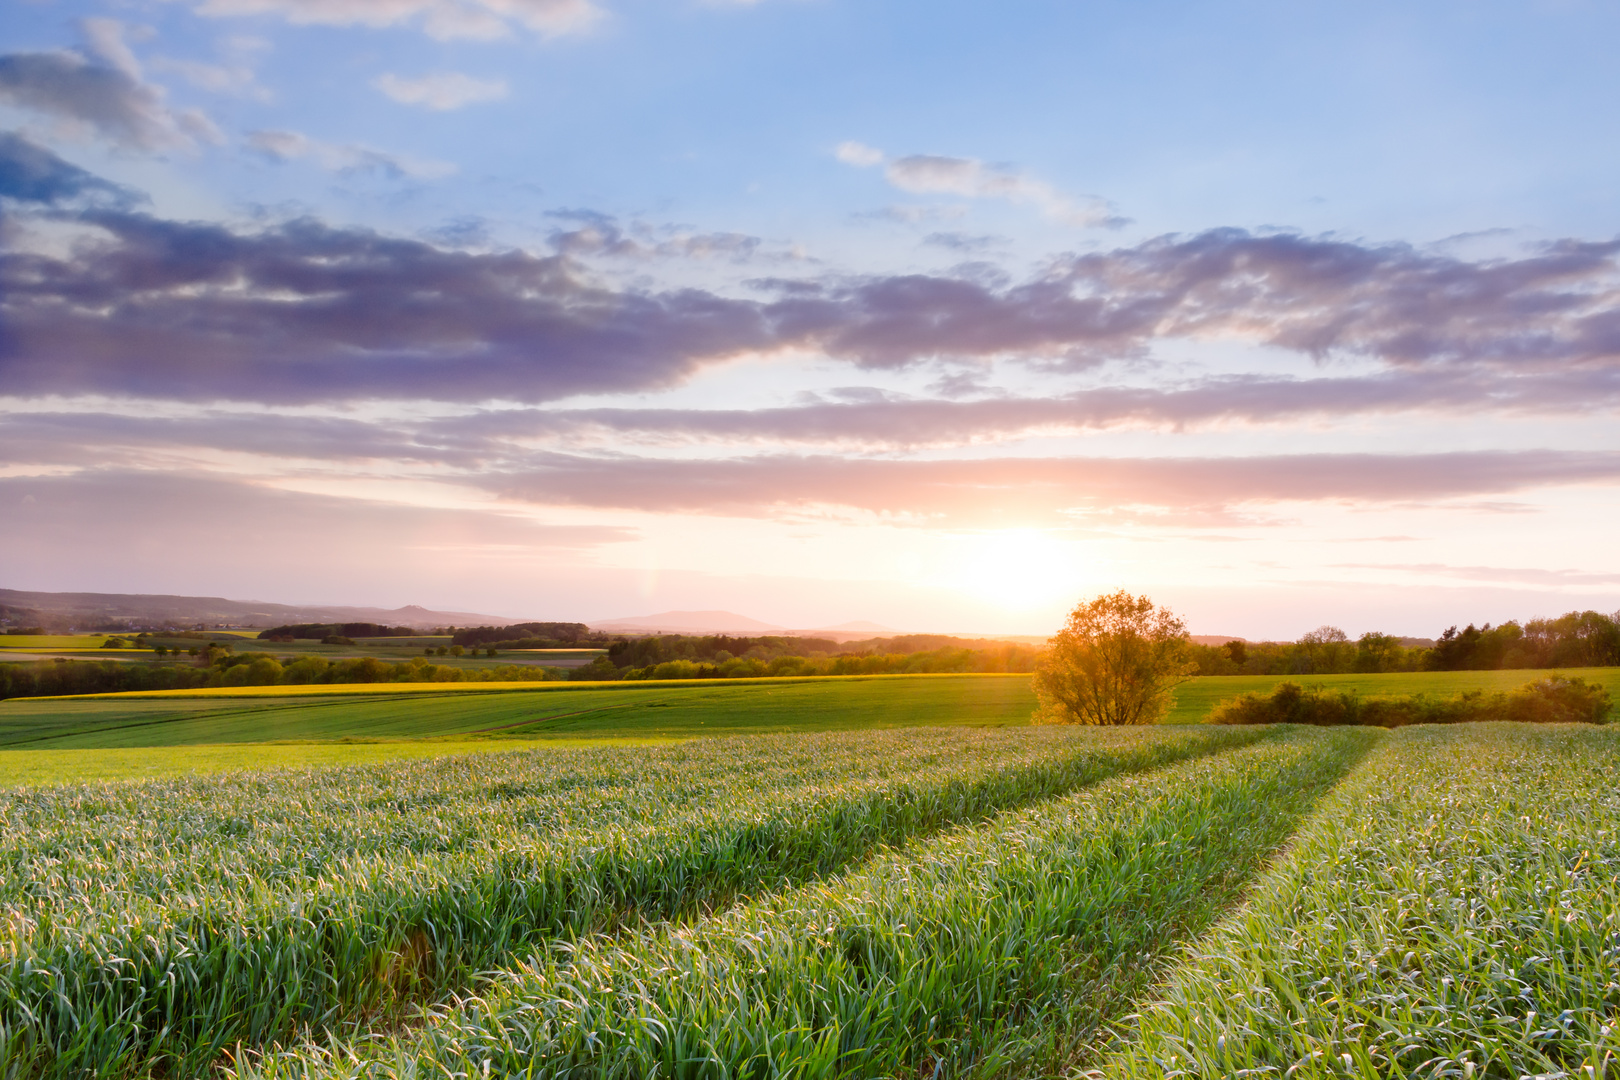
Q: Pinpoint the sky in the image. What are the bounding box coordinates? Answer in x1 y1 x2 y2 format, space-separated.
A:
2 0 1619 638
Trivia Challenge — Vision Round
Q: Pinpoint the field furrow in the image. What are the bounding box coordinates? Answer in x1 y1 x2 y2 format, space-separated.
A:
1097 722 1620 1079
232 726 1377 1080
0 725 1250 1078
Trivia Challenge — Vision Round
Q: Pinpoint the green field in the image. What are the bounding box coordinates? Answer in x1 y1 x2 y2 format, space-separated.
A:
5 721 1615 1079
3 667 1614 789
0 724 1253 1077
0 736 676 788
0 674 1037 751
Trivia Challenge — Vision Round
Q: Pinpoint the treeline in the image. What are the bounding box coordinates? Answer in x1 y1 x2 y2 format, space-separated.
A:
257 623 418 641
451 623 605 648
0 654 567 699
1192 610 1620 676
599 633 1040 681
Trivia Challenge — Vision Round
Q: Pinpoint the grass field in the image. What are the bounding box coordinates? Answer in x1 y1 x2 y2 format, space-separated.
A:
1 719 1616 1079
0 725 1249 1077
1100 722 1620 1078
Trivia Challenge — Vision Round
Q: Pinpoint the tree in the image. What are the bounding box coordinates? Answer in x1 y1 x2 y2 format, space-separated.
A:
1354 632 1403 673
1297 626 1351 673
1033 590 1195 725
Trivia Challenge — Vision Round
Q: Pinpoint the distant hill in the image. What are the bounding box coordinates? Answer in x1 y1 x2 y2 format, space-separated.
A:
0 589 529 631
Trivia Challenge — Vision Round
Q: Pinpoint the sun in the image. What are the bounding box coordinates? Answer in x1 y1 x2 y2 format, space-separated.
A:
952 529 1081 612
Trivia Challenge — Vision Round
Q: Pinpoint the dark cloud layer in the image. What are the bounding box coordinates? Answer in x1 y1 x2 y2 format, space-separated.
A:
0 131 137 206
5 149 1620 407
2 211 777 404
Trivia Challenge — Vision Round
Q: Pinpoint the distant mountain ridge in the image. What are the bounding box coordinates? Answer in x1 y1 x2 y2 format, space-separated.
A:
0 589 528 630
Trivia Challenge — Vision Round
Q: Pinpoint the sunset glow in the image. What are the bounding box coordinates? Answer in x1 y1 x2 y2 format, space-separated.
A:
3 1 1618 636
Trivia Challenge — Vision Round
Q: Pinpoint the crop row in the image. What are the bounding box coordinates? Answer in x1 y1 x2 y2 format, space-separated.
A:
234 727 1376 1080
0 725 1253 1078
1099 722 1620 1078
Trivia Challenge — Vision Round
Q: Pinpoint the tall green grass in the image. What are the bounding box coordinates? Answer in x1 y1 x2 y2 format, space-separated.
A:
235 727 1376 1080
1098 723 1620 1079
0 726 1246 1078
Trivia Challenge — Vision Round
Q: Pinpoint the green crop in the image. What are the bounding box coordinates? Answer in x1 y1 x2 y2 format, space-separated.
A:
235 727 1375 1080
0 674 1038 749
0 725 1247 1078
1098 722 1620 1079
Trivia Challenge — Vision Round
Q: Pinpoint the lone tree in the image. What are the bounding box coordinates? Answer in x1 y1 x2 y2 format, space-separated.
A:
1033 590 1195 725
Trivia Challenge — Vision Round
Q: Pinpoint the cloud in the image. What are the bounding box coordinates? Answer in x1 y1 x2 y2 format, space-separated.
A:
835 140 883 168
0 130 140 206
1051 228 1620 372
838 141 1123 227
78 18 145 80
855 204 968 224
477 449 1620 521
149 52 269 100
545 211 763 261
0 471 634 598
0 410 489 470
921 231 1004 253
189 0 602 41
17 409 1615 529
887 155 1123 227
8 155 1620 407
0 23 222 152
373 72 509 111
246 128 456 178
12 352 1616 484
418 369 1620 450
1333 563 1620 588
0 209 778 405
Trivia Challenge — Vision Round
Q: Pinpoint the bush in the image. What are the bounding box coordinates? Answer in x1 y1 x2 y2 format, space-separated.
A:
1209 676 1613 727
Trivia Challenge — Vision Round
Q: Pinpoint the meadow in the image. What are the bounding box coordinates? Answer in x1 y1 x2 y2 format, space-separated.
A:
0 670 1616 1078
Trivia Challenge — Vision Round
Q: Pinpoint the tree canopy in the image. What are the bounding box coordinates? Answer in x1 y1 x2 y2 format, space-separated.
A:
1033 590 1195 725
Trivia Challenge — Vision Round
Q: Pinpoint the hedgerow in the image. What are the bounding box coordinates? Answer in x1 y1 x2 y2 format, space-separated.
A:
1208 673 1613 726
